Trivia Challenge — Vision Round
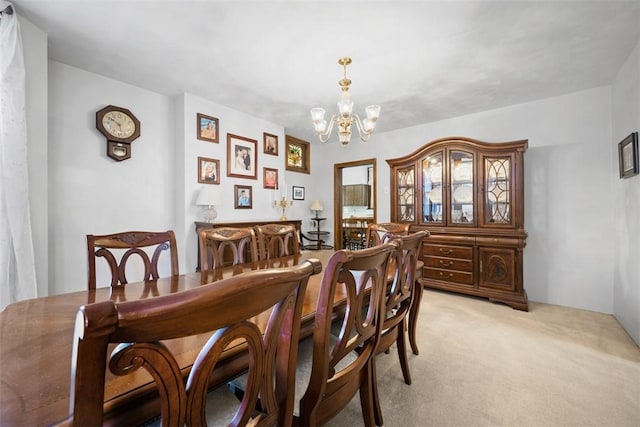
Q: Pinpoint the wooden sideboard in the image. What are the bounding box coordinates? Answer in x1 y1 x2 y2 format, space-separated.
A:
195 219 302 271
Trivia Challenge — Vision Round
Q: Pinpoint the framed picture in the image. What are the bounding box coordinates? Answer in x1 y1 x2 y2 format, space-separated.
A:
292 185 305 200
618 132 639 179
263 167 278 189
285 135 310 174
197 156 220 184
234 185 252 209
227 133 258 179
196 113 219 143
264 132 278 156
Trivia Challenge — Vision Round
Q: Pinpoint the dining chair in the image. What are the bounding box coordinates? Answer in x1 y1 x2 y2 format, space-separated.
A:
293 242 398 426
343 218 367 250
365 223 429 356
65 259 322 427
370 230 428 426
86 230 179 290
364 222 410 248
198 226 259 270
254 223 301 260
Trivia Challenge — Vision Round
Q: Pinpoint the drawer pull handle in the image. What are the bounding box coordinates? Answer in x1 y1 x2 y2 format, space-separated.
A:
439 248 453 255
439 272 454 279
439 260 453 267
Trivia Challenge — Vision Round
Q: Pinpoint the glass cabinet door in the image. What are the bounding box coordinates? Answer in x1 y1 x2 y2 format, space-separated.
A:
396 166 415 222
485 157 511 224
449 150 474 224
422 153 443 223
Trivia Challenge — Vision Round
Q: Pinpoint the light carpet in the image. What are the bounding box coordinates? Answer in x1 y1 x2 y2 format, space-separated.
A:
325 289 640 427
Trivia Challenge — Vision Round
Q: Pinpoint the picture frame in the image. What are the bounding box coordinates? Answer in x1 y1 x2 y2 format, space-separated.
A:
227 133 258 179
292 185 305 200
234 185 253 209
618 132 639 179
263 167 278 189
196 113 219 143
197 156 220 185
263 132 278 156
285 135 310 174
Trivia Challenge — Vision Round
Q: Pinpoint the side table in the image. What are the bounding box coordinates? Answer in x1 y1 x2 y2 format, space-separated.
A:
303 216 333 250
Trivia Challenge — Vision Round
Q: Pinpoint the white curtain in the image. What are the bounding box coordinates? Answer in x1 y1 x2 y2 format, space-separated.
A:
0 1 37 309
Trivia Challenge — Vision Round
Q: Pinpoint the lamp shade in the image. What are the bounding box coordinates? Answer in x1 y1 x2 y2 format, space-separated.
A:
196 186 222 206
310 200 323 212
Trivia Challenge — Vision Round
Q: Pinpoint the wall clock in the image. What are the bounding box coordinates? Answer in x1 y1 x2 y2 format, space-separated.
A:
96 105 140 161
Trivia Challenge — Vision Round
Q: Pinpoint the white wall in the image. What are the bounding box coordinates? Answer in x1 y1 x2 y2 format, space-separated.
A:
20 17 48 297
45 62 322 293
175 92 299 272
48 61 175 294
611 40 640 344
318 87 615 314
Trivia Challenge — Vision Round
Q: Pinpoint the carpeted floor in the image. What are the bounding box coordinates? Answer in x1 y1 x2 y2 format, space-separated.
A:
326 289 640 427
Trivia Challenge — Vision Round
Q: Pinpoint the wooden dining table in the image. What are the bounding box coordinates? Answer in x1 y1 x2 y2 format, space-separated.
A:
0 248 423 426
0 250 336 426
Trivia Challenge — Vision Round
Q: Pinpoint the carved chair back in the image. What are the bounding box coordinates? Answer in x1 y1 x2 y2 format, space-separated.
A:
295 242 398 426
365 222 410 248
198 226 259 270
254 224 301 260
66 259 321 427
87 230 179 290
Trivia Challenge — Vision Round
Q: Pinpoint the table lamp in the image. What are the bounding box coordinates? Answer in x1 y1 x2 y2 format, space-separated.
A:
196 186 222 222
310 200 323 218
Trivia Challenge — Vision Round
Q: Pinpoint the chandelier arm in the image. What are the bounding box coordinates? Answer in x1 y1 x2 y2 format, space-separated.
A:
317 115 338 143
352 113 373 142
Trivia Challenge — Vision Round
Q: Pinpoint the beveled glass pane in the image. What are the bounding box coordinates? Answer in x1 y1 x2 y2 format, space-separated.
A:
422 153 443 223
450 151 474 224
397 167 414 221
485 157 510 223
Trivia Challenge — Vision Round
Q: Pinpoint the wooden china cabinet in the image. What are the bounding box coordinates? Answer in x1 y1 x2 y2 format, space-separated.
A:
387 136 528 310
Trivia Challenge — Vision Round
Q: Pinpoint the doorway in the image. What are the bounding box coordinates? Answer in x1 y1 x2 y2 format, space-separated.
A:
334 159 377 250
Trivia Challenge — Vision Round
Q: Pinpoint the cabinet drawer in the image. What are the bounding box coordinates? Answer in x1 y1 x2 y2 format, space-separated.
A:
424 267 474 285
424 256 472 272
423 244 472 259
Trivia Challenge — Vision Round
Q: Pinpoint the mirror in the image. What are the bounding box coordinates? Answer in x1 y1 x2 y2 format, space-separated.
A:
334 159 376 249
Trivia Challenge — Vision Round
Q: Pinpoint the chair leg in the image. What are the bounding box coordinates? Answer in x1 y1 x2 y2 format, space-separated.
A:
396 323 412 385
361 360 379 427
370 357 383 426
409 280 423 355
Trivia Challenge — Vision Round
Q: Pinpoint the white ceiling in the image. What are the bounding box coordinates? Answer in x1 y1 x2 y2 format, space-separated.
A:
12 0 640 142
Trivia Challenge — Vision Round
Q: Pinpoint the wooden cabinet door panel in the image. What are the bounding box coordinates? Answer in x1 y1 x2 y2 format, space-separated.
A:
479 247 515 291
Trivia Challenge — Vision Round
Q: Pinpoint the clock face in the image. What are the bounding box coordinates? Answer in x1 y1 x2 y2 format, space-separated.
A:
102 111 136 139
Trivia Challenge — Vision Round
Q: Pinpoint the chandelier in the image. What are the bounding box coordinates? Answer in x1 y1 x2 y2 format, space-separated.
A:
310 57 381 146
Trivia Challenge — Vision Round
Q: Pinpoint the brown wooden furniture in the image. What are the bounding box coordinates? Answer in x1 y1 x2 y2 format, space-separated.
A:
195 219 301 271
0 249 423 426
371 231 428 426
255 223 301 260
365 222 410 247
301 216 333 250
198 226 259 270
342 217 370 250
64 260 320 427
0 251 332 426
87 230 179 290
342 183 371 207
387 136 528 310
294 243 398 427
